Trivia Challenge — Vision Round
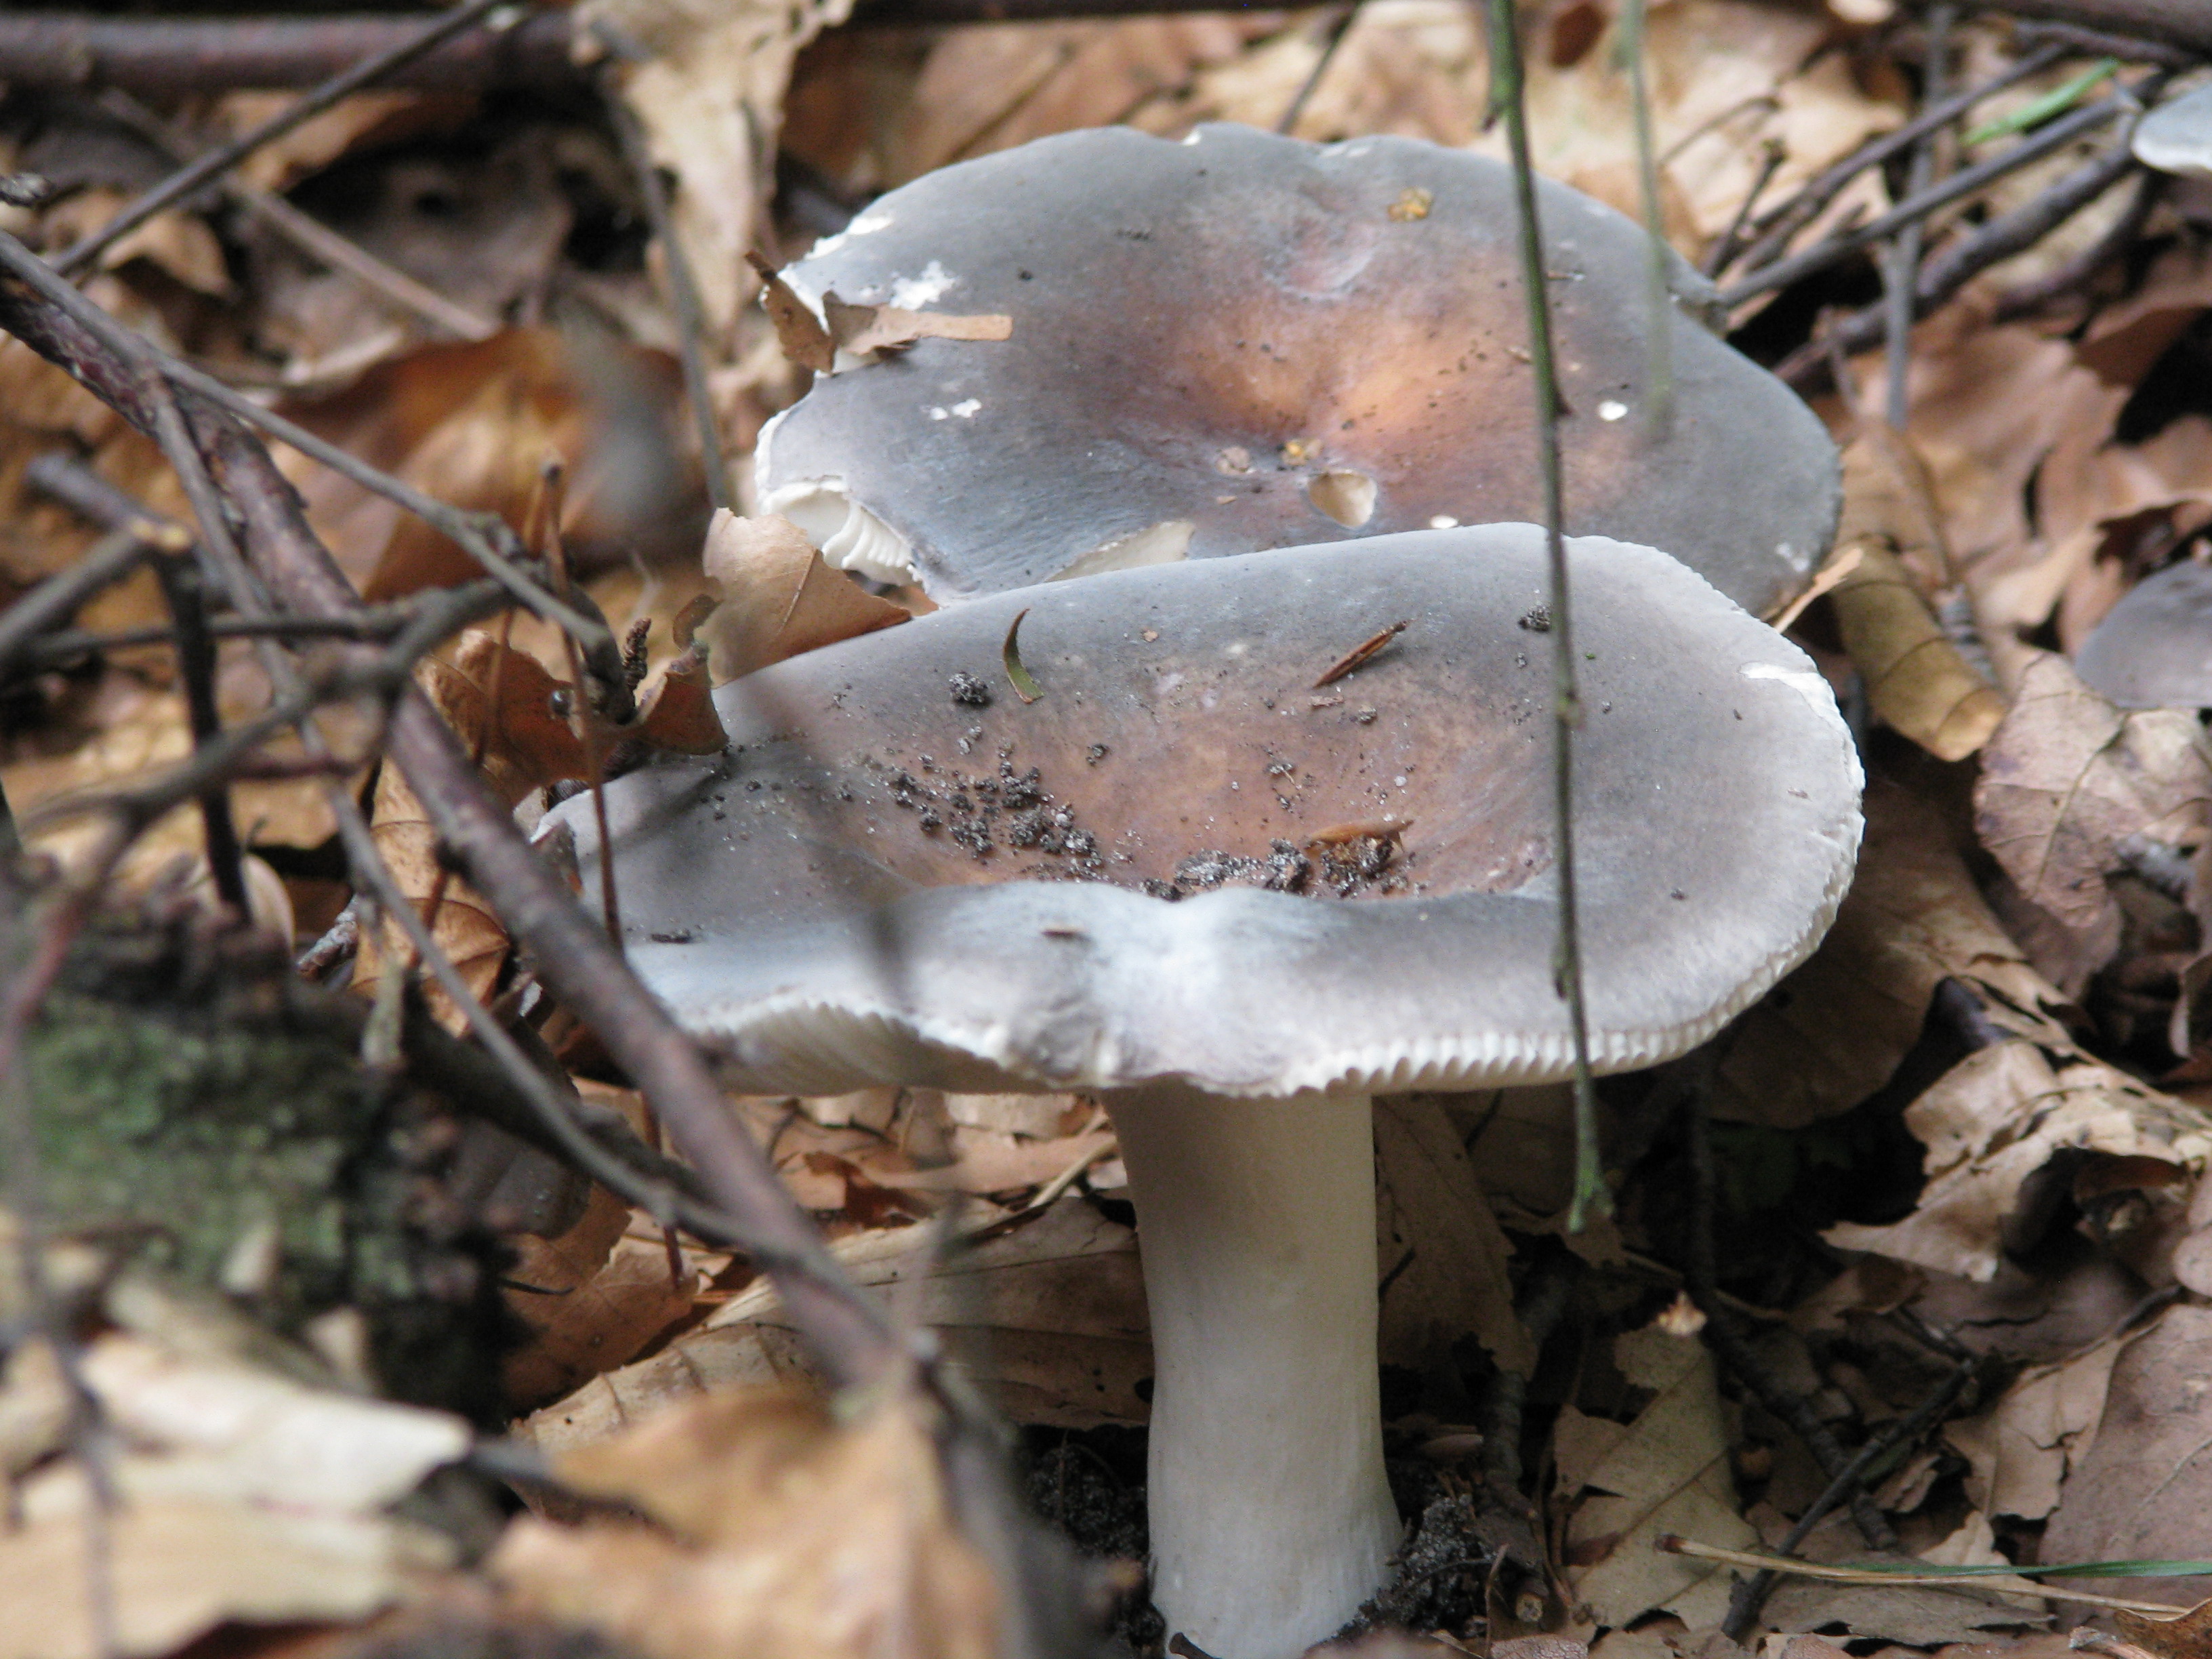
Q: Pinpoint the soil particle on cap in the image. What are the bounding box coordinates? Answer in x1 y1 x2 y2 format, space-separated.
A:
874 750 1107 874
949 672 993 706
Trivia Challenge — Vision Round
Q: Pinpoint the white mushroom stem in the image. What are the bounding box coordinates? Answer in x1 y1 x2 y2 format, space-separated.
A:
1106 1083 1399 1659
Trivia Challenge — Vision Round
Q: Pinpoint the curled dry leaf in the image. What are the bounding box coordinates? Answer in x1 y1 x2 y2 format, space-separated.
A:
1829 539 2005 762
1824 1038 2211 1282
748 252 834 373
1554 1322 1755 1629
493 1385 1000 1659
1974 651 2212 939
697 509 909 682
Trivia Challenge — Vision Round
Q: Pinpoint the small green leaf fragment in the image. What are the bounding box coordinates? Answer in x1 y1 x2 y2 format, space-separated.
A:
1004 607 1043 704
1963 59 2116 146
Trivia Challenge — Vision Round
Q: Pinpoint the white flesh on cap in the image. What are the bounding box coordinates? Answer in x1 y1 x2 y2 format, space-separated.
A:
1052 518 1195 581
1109 1084 1397 1659
760 476 917 586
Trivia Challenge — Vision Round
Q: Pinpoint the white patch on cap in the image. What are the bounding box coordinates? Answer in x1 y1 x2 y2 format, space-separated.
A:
804 210 894 262
1597 399 1629 422
924 399 981 420
1776 539 1807 570
888 261 956 308
1741 661 1836 714
1053 520 1196 581
1429 515 1459 530
760 478 916 586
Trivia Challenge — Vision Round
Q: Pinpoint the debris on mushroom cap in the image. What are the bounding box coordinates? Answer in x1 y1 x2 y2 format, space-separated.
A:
550 526 1863 1098
2134 85 2212 178
756 123 1841 617
2076 559 2212 708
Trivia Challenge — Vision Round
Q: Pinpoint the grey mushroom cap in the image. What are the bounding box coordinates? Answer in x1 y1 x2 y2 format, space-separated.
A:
555 526 1863 1097
2076 559 2212 708
758 123 1841 617
2135 84 2212 178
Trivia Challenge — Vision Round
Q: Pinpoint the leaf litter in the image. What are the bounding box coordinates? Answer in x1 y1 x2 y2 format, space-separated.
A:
13 3 2212 1659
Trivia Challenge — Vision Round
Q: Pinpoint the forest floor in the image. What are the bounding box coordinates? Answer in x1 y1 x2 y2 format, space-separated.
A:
5 3 2212 1659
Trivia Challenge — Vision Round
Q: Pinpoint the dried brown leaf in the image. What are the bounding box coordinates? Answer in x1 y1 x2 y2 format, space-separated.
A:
823 293 1013 356
504 1184 697 1410
697 510 909 682
0 1499 431 1659
1975 651 2212 937
2115 1597 2212 1659
1374 1095 1533 1374
635 646 729 756
354 631 590 1022
2042 1305 2212 1607
1557 1322 1755 1629
495 1386 1000 1659
590 0 852 339
523 1199 1149 1452
747 252 835 373
279 330 692 598
1824 1039 2210 1282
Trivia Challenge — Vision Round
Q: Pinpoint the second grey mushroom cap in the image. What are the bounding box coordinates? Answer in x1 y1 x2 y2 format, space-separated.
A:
759 123 1841 617
556 526 1864 1097
2077 558 2212 708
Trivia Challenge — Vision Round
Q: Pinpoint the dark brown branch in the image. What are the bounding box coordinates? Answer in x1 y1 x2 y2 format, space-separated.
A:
2014 18 2202 65
0 10 580 96
1952 0 2212 55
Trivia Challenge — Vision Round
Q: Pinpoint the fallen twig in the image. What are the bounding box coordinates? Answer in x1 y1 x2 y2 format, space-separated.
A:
0 9 579 96
1721 1357 1980 1639
1719 43 2069 281
0 524 171 682
1778 129 2150 390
